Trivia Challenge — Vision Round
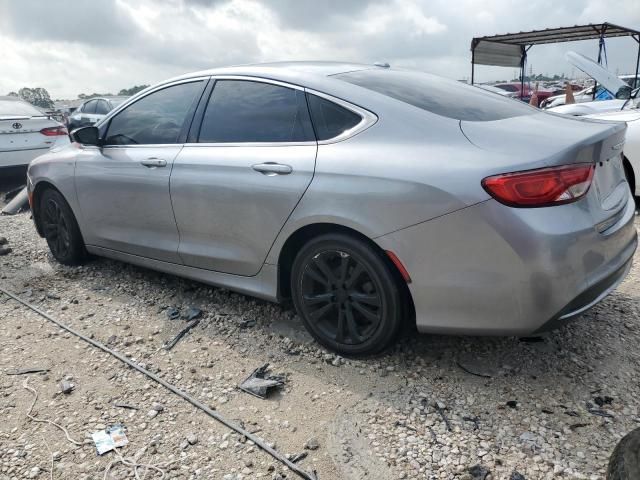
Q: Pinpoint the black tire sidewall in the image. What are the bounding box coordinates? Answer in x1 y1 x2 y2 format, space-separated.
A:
40 189 85 265
291 233 403 356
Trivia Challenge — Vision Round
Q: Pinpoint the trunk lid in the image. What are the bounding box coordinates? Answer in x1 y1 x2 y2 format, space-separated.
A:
0 117 61 152
460 112 629 226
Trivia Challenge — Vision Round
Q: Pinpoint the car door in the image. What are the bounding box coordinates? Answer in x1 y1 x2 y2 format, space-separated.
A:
74 79 207 263
170 78 317 276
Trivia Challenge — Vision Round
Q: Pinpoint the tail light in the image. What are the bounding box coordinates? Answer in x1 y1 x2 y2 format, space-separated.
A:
40 126 68 136
482 163 595 207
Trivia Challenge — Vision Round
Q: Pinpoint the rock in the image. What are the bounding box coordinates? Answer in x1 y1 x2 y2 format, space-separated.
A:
469 464 490 480
147 409 158 419
186 433 198 445
59 380 74 394
304 437 320 450
510 472 526 480
28 467 40 478
151 402 164 412
506 400 518 409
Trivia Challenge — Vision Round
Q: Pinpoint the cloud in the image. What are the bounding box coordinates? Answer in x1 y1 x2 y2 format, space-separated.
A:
0 0 638 98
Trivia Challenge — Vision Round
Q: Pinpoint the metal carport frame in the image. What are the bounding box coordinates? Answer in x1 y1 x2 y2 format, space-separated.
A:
471 22 640 100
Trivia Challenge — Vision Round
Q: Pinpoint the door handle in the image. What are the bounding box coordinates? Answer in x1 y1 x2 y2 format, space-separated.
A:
251 163 293 175
140 158 167 168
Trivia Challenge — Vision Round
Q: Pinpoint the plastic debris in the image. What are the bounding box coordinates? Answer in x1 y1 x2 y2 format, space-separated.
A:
238 364 285 399
92 424 129 455
165 307 180 320
1 187 29 215
182 307 202 321
163 319 200 350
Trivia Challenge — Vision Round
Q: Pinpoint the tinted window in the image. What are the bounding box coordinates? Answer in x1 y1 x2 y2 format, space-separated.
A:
306 94 362 141
198 80 314 143
105 81 202 145
82 100 97 114
95 100 110 115
335 70 536 121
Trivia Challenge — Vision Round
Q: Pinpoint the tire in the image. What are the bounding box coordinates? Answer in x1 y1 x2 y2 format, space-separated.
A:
607 427 640 480
40 189 86 265
291 233 404 356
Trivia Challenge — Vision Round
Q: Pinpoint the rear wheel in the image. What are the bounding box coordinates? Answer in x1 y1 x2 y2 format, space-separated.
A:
291 233 404 356
607 427 640 479
40 189 86 265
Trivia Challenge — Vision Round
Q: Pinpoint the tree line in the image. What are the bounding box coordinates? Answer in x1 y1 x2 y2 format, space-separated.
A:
5 84 150 110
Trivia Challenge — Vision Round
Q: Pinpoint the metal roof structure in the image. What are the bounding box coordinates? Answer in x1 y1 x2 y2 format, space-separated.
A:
470 22 640 98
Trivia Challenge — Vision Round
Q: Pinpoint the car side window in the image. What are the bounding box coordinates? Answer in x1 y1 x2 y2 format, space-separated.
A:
104 81 203 146
95 100 110 115
306 94 362 141
83 100 97 114
198 80 314 143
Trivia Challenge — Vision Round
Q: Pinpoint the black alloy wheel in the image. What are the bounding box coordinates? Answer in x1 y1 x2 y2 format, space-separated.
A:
40 189 86 265
291 233 404 356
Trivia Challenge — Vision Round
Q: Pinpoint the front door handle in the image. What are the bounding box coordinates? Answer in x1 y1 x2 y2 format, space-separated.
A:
251 162 292 175
140 158 167 168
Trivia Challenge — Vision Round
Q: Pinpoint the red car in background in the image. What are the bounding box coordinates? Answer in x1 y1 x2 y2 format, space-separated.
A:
494 83 553 104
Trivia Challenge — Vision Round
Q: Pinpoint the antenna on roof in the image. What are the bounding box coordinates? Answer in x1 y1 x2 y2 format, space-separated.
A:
374 62 390 68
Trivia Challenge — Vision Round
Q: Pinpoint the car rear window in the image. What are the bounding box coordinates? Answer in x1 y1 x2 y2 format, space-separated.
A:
0 99 43 117
335 69 536 121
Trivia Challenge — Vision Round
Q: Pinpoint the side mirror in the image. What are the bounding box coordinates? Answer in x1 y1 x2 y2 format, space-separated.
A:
70 126 100 146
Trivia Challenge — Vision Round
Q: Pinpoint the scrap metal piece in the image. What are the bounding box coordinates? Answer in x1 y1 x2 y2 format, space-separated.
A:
238 364 285 399
1 187 29 215
163 319 200 351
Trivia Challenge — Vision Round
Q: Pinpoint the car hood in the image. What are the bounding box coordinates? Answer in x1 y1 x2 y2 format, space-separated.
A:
566 51 631 99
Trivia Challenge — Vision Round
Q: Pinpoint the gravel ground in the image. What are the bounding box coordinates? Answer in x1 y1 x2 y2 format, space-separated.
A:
0 209 639 480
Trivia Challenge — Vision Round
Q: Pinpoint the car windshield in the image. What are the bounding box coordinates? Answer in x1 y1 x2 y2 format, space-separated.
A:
335 69 536 121
0 99 43 117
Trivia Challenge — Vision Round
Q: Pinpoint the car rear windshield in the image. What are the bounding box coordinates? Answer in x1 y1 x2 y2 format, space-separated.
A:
0 99 43 117
334 69 536 121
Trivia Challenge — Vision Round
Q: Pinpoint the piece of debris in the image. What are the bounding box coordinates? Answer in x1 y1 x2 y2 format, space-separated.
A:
6 367 50 376
569 423 589 430
506 400 518 409
165 307 180 320
59 380 74 394
238 364 285 399
510 471 526 480
469 464 491 480
463 415 480 430
163 319 201 350
239 319 256 329
91 425 128 455
113 401 138 410
0 246 11 256
456 360 492 378
0 237 6 245
565 410 580 417
588 408 615 418
434 402 452 431
594 396 614 407
182 307 202 321
541 408 554 414
304 438 320 451
1 187 29 215
290 452 308 463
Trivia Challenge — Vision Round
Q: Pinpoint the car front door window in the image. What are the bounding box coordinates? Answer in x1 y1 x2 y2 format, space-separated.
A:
104 81 203 145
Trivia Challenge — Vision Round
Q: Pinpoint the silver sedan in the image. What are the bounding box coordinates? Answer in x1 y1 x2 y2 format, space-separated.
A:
27 62 637 355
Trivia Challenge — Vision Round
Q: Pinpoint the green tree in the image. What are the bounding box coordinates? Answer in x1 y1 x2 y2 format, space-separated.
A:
17 87 54 109
118 85 149 96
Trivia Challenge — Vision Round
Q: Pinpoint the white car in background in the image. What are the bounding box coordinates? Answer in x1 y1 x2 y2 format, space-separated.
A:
585 108 640 197
0 96 70 168
546 52 635 116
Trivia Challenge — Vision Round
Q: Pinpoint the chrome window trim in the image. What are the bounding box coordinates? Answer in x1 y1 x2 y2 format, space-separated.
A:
184 142 317 148
304 88 378 144
101 144 185 150
97 76 211 128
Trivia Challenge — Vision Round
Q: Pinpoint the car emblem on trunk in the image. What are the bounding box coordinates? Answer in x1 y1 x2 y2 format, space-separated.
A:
12 122 22 129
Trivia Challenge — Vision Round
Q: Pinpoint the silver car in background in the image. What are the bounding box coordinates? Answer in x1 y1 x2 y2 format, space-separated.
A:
0 96 69 168
26 62 637 355
67 96 129 131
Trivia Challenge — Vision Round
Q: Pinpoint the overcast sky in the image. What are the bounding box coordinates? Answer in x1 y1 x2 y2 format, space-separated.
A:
1 0 639 99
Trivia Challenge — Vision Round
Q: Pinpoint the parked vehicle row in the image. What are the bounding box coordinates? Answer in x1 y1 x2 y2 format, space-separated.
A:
26 62 637 355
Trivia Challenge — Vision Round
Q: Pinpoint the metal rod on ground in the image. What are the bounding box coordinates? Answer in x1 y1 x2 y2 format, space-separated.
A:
0 285 317 480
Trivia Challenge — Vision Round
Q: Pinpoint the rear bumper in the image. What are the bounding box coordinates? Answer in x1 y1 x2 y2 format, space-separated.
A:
0 148 49 168
375 191 637 335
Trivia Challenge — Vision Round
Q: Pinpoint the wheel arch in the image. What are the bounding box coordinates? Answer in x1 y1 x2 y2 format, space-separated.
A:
276 222 415 321
32 181 75 238
623 155 636 196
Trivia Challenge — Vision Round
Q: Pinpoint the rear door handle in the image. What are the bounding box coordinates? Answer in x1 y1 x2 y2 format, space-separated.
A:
251 163 292 175
140 158 167 168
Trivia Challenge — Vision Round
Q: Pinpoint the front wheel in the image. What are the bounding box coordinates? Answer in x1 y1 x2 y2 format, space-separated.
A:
40 189 86 265
291 233 405 356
